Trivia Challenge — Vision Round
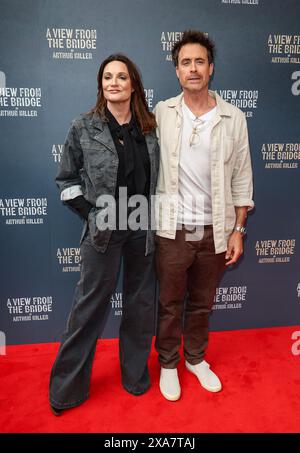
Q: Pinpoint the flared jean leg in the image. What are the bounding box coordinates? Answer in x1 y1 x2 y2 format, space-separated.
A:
49 233 123 409
119 230 156 395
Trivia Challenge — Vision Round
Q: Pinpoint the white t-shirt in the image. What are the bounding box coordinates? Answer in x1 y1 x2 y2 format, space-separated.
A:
177 99 217 226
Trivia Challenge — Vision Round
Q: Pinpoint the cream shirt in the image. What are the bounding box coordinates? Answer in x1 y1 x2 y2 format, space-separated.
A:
154 91 254 254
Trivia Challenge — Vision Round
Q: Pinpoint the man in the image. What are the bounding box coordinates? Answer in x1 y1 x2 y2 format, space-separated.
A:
154 30 254 401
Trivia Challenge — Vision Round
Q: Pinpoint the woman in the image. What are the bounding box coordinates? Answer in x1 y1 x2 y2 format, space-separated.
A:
49 54 159 415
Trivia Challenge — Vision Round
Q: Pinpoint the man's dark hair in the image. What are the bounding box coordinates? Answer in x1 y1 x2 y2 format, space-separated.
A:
172 30 215 66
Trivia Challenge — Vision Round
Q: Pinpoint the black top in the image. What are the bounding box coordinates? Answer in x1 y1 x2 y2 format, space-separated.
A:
105 107 150 199
65 109 151 221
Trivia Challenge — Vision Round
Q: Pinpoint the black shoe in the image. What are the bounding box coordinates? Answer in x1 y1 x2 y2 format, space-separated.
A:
130 387 149 396
123 383 150 396
50 405 64 416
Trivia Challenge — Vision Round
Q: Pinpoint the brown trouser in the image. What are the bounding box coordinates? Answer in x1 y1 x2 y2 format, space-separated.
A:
155 226 226 368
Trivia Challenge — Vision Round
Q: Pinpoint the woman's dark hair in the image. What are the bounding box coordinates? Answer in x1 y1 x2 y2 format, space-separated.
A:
91 53 156 134
172 30 215 66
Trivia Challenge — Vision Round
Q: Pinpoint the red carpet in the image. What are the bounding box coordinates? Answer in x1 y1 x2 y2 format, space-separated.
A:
1 326 300 433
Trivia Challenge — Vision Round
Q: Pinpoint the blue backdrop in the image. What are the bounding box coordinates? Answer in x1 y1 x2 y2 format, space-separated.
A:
1 0 300 345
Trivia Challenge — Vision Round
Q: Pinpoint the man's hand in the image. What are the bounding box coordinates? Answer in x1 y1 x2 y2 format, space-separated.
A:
225 231 244 266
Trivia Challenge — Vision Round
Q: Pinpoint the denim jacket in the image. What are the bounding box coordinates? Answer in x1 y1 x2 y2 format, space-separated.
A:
56 112 159 255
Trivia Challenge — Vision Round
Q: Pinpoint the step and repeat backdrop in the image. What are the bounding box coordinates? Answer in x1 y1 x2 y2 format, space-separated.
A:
1 0 299 345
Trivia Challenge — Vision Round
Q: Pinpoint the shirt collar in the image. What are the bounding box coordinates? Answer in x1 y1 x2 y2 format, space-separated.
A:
166 90 232 118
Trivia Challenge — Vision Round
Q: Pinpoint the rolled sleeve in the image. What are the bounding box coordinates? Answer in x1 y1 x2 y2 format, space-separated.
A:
232 116 254 211
60 185 83 201
55 121 84 196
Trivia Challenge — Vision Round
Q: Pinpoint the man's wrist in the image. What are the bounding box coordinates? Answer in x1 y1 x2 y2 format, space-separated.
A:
233 224 246 236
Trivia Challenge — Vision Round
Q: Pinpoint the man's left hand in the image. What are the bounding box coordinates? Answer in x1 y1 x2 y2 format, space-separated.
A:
225 232 244 266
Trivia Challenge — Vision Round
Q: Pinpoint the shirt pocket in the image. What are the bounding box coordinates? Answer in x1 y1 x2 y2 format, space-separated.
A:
80 141 110 166
80 141 118 191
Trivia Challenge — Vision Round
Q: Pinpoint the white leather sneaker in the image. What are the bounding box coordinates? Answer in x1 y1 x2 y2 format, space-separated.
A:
185 360 222 392
159 367 181 401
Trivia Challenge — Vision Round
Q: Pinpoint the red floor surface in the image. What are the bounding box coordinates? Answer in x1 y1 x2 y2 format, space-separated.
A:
1 326 300 433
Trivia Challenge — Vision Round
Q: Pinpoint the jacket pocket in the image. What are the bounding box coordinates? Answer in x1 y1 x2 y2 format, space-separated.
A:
87 207 111 252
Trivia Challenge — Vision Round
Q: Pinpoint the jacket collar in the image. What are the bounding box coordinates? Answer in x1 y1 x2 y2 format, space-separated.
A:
90 111 105 131
166 90 232 117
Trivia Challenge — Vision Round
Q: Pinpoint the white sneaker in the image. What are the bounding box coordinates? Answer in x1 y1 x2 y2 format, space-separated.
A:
159 367 181 401
185 360 222 392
